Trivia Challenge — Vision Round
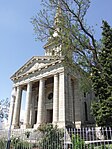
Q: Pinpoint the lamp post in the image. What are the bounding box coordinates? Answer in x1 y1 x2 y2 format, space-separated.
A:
6 88 16 149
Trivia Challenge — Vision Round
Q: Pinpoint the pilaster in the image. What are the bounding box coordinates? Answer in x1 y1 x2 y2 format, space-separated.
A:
65 74 70 124
68 75 74 124
58 72 65 128
53 74 59 125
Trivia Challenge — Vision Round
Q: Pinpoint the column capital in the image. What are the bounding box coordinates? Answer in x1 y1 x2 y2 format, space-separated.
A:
40 77 46 82
59 72 64 76
16 85 22 91
54 73 59 77
11 87 17 97
27 81 32 85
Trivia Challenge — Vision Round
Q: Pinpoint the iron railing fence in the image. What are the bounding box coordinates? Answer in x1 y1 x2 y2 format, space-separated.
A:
65 127 112 149
0 127 112 149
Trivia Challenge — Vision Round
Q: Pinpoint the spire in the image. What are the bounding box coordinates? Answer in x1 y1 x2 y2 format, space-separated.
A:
54 0 63 27
44 1 63 57
53 1 63 37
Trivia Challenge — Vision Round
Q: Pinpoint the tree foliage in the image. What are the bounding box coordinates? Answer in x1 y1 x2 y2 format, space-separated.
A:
31 0 112 126
92 97 112 127
91 21 112 126
0 98 9 121
31 0 100 71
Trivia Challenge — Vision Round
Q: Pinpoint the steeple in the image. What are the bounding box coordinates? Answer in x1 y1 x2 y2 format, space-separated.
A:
54 1 62 27
53 1 63 37
44 1 63 57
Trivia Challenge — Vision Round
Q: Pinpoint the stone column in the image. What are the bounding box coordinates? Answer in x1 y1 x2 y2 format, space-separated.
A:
65 74 69 123
68 75 73 125
24 82 32 128
53 74 59 125
34 78 45 128
8 87 17 127
29 93 35 127
58 72 65 128
12 86 22 128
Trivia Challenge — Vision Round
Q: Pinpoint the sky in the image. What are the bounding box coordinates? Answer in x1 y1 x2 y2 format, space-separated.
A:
0 0 112 103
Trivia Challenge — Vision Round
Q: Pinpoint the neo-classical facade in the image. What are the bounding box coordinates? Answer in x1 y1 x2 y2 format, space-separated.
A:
8 4 94 129
8 55 94 129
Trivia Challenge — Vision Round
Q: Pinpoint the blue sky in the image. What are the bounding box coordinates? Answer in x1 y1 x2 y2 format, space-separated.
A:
0 0 112 101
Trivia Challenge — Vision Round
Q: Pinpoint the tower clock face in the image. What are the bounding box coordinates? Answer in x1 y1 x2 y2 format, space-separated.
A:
48 92 53 100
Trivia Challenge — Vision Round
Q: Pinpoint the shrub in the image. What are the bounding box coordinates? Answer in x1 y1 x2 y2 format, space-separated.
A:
38 123 64 149
0 139 6 149
14 141 31 149
11 136 31 149
72 134 84 149
71 134 95 149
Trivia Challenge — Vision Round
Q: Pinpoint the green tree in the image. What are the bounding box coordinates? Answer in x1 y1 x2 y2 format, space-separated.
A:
0 98 9 121
91 21 112 126
31 0 100 71
31 0 112 126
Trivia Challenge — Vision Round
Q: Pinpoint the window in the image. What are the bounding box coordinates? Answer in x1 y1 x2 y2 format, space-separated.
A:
84 102 88 121
48 92 53 100
84 92 86 97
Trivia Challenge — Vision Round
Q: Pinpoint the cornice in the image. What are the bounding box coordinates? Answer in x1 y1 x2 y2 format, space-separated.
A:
11 58 64 81
13 67 64 87
10 56 61 80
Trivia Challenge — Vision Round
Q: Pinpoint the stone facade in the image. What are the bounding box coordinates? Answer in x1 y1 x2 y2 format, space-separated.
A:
8 4 94 129
8 56 94 129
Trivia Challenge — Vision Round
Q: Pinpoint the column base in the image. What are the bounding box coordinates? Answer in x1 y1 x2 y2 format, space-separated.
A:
65 121 75 128
57 121 66 128
52 121 58 126
12 125 20 129
21 124 32 129
34 123 42 129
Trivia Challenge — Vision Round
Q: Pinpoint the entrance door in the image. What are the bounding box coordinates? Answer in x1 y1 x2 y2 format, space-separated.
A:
47 109 53 123
34 110 37 124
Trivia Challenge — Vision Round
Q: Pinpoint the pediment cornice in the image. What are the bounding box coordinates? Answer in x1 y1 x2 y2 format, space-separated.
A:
11 56 64 81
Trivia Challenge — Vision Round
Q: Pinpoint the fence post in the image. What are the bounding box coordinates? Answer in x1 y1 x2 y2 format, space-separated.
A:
6 94 15 149
64 128 66 149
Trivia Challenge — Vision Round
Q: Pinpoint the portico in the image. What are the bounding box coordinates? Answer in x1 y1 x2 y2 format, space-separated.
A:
9 65 72 129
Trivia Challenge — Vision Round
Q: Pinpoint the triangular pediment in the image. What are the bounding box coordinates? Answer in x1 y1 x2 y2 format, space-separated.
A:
11 56 57 79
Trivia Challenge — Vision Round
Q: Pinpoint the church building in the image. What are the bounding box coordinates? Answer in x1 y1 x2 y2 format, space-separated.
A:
8 4 94 129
